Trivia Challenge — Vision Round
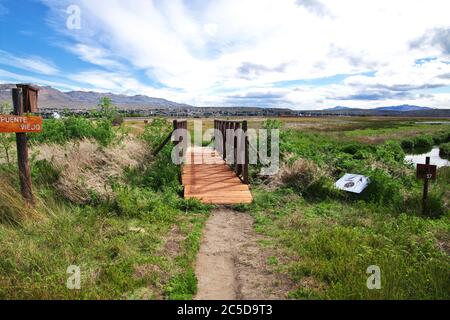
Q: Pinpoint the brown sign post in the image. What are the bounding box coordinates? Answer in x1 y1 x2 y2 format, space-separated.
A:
9 84 41 205
416 156 437 216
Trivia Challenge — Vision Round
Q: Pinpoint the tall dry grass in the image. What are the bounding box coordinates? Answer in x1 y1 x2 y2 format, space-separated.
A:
33 137 150 204
0 178 42 224
269 157 321 192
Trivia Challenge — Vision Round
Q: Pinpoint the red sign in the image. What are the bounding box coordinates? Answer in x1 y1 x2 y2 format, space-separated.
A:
0 115 43 133
416 163 437 180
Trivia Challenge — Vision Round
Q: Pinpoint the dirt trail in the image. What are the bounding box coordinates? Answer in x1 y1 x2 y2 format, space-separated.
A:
194 208 292 300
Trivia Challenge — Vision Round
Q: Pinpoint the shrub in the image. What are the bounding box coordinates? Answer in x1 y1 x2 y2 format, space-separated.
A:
360 169 404 210
401 139 414 150
92 119 116 146
262 119 282 130
375 140 405 163
29 116 116 147
440 142 450 157
111 113 124 126
432 131 450 145
141 118 173 150
304 175 344 200
413 135 434 149
340 143 360 155
135 149 180 192
277 158 320 192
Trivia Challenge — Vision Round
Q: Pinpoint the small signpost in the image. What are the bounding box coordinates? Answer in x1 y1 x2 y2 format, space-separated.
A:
416 156 437 216
0 84 42 205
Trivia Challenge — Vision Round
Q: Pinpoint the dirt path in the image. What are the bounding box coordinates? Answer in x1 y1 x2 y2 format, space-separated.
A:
194 208 292 300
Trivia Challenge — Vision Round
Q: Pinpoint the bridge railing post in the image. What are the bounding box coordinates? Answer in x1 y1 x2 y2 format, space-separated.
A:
172 119 178 145
222 121 227 161
234 122 240 176
243 120 249 184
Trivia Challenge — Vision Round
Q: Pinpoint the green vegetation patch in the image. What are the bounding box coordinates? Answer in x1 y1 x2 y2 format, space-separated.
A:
0 108 211 299
242 187 449 299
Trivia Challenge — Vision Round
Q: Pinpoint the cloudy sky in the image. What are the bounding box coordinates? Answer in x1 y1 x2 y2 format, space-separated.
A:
1 0 450 109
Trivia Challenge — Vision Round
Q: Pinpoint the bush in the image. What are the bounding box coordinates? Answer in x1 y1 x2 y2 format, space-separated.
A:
29 116 116 146
440 142 450 157
413 135 434 149
304 175 343 200
112 113 124 126
141 118 173 150
278 158 320 192
340 143 360 155
375 140 405 163
401 139 414 150
126 118 181 192
128 149 181 192
360 169 404 210
92 119 116 146
262 119 282 130
432 131 450 145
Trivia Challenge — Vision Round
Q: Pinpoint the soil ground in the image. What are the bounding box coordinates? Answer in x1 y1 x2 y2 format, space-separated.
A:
194 208 292 300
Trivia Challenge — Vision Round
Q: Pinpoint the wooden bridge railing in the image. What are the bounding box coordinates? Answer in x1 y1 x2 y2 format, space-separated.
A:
153 119 187 156
214 119 249 184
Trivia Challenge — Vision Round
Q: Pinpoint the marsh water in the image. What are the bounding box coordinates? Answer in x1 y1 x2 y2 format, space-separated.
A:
405 147 450 168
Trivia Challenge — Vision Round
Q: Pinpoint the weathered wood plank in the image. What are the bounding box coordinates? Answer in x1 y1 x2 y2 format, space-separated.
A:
182 147 252 204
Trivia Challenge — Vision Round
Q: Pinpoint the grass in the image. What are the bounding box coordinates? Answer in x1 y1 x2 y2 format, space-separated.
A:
441 142 450 157
235 118 449 299
0 199 209 299
0 116 211 299
238 185 449 299
0 112 449 299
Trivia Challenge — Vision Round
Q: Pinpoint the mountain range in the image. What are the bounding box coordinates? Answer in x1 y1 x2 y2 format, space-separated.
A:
0 84 449 117
0 83 192 110
325 105 434 112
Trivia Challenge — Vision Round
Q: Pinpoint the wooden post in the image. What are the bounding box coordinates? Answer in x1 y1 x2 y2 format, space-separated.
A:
422 156 430 216
222 121 227 161
172 119 178 145
12 88 34 205
242 120 249 184
235 122 240 176
214 120 218 151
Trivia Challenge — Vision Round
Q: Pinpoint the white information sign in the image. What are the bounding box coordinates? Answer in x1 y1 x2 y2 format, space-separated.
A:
335 174 370 194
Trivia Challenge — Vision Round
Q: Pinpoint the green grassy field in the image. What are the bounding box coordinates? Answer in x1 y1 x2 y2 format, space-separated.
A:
233 117 450 299
0 115 211 299
0 111 449 299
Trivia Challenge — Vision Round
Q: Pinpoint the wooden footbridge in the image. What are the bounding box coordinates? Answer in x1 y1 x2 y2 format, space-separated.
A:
156 119 253 205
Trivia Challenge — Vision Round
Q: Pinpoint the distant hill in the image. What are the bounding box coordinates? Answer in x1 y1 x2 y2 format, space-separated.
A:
0 84 449 117
324 105 434 112
374 105 433 112
324 106 353 111
321 104 449 117
0 83 193 110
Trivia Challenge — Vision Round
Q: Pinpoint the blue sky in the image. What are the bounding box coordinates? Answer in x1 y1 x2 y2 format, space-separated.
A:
1 0 450 109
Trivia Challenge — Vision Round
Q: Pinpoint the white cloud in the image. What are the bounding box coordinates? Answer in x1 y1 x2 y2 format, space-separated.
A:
68 44 123 69
67 69 206 104
0 68 79 91
0 50 59 75
38 0 450 108
203 23 218 37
